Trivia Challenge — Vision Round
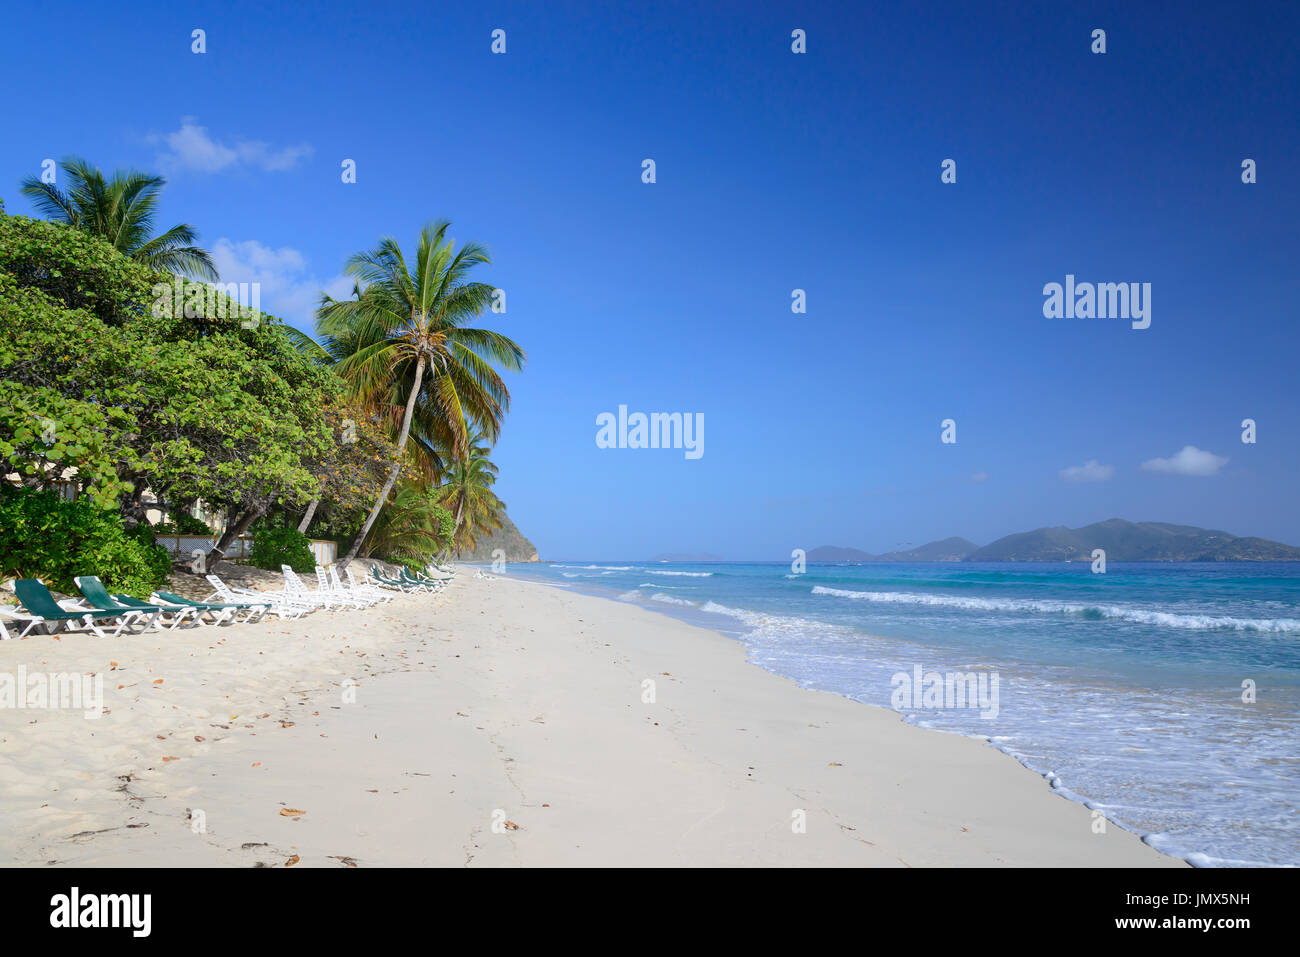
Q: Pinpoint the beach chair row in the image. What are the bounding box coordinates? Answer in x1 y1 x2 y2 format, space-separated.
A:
0 563 453 639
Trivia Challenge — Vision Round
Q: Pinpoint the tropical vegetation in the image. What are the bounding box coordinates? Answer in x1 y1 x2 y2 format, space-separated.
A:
19 157 218 279
309 221 524 564
0 158 523 596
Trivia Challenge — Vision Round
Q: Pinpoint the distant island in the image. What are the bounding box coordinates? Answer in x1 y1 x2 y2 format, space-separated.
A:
808 519 1300 562
809 538 978 562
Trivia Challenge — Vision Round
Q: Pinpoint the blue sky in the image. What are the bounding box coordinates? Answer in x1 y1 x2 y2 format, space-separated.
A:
4 1 1298 559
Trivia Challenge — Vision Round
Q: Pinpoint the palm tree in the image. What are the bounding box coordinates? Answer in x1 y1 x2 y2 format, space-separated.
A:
358 481 455 565
316 221 524 565
434 432 506 553
19 157 217 279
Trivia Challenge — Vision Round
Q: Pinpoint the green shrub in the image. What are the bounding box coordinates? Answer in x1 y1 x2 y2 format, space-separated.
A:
154 511 211 535
0 485 170 596
125 522 174 584
249 525 316 573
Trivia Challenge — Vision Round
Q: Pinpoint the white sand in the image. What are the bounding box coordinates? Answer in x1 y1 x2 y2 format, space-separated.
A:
0 571 1183 867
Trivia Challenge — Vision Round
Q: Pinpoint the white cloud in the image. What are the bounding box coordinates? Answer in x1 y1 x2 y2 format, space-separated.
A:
211 239 349 325
1060 459 1115 482
1140 445 1229 477
152 118 312 173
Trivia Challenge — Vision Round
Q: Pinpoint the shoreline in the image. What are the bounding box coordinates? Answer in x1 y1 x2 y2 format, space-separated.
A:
491 569 1203 864
0 570 1184 867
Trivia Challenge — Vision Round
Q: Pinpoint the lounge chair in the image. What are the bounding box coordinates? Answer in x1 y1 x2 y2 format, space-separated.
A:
341 566 393 603
110 594 205 629
403 567 450 592
370 567 422 592
281 566 343 610
312 566 372 608
74 576 196 631
0 605 46 640
152 590 270 625
399 568 437 592
13 578 147 638
204 575 312 619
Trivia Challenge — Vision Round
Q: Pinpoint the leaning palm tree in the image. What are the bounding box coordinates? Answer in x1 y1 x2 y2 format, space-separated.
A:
434 432 506 553
317 221 525 565
19 157 217 279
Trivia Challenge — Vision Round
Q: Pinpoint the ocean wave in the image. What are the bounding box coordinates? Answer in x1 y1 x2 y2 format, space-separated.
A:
810 586 1300 632
650 592 697 606
644 570 714 577
554 564 632 570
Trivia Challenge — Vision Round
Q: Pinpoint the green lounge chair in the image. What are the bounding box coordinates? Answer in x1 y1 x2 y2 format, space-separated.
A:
72 579 189 631
400 568 447 591
398 568 433 591
153 590 269 624
370 567 420 592
110 594 204 629
14 579 146 638
76 576 196 631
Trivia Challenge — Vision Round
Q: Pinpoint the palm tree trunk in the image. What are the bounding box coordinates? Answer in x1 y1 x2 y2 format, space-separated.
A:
342 354 427 566
297 497 320 533
453 498 465 557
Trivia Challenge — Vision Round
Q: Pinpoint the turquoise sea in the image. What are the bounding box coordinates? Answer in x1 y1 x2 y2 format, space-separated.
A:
502 560 1300 867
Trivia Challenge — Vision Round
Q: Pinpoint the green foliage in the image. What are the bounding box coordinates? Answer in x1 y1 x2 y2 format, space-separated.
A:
0 272 136 509
1 201 524 584
0 486 170 596
154 511 210 535
249 526 316 574
433 431 505 553
362 483 456 566
0 213 159 326
125 522 174 585
0 214 337 526
304 401 413 518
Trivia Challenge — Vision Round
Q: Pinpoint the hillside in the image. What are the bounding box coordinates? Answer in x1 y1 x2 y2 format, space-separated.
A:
807 538 976 562
875 537 978 562
966 519 1300 562
454 511 540 563
806 545 874 561
807 521 1300 563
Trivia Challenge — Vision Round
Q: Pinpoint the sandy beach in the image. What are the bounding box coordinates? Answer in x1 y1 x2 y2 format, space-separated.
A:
0 570 1184 868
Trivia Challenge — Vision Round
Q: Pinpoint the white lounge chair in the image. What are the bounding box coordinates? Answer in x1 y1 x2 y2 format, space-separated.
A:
280 566 343 610
0 605 46 640
313 566 373 608
204 575 312 619
339 566 392 603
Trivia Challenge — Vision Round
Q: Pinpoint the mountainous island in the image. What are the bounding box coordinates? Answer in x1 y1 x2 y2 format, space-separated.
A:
808 519 1300 562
